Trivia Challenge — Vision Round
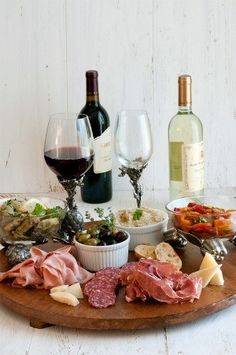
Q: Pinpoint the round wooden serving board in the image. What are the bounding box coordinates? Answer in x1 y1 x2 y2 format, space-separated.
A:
0 241 236 330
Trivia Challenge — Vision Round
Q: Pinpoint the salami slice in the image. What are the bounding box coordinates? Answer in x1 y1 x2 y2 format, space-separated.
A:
84 267 121 308
96 267 121 282
88 288 116 308
84 279 115 297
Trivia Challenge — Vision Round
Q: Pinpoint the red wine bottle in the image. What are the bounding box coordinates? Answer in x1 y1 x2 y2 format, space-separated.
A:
79 71 112 203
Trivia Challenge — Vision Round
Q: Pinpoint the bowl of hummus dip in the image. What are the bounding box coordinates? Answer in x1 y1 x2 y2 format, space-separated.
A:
115 207 168 250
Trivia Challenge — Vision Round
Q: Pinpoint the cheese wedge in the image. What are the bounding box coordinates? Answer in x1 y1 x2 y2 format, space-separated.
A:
67 283 84 299
50 285 69 293
50 291 79 306
189 265 221 288
199 252 224 286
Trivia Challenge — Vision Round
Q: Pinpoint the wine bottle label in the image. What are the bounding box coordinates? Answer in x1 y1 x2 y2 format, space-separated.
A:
93 127 112 174
169 141 204 192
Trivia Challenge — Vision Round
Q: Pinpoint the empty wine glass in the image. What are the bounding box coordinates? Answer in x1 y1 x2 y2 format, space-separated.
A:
44 113 94 241
114 110 153 207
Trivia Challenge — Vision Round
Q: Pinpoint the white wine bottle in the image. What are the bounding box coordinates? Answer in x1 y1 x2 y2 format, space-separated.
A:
168 75 204 199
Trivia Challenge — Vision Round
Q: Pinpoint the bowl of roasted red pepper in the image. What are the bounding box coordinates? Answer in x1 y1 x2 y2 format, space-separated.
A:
166 196 236 240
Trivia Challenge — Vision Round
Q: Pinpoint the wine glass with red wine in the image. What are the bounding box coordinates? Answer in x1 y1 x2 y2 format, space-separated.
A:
114 110 153 208
44 113 94 240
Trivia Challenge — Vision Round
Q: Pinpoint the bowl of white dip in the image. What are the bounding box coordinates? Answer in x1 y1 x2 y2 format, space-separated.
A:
115 207 168 250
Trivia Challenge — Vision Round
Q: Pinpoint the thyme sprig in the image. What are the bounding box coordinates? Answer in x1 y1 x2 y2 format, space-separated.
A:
85 207 115 232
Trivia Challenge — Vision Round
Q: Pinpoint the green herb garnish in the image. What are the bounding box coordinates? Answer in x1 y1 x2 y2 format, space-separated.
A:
32 203 65 219
32 203 46 216
132 209 143 221
85 207 115 232
193 216 208 224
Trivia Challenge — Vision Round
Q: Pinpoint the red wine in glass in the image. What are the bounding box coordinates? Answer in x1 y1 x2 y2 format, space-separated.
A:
44 146 94 180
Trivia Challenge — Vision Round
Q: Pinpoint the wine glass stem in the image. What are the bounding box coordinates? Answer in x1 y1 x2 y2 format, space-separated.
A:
56 176 85 239
58 177 78 210
119 165 147 208
133 182 142 208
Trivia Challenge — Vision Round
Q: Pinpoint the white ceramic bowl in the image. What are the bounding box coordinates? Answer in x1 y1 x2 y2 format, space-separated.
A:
74 232 130 271
115 208 168 251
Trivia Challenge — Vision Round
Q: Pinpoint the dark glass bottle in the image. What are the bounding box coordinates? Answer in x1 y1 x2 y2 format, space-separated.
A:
79 70 112 203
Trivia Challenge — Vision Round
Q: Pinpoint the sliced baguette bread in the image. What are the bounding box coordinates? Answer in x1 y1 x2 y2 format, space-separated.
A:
134 244 156 260
155 242 182 270
134 242 182 270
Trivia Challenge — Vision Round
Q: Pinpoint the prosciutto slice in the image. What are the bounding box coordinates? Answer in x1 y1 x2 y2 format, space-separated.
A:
121 259 202 304
0 246 94 289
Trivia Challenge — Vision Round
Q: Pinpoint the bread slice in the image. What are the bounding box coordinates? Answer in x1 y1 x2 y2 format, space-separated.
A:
134 244 156 260
189 265 221 288
155 242 182 270
199 252 224 286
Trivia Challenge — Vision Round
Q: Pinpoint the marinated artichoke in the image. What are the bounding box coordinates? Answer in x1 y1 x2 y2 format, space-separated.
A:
0 198 66 244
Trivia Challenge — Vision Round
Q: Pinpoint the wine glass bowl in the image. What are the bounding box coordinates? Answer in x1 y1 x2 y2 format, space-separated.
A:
44 113 94 180
115 110 153 169
114 110 153 207
44 113 94 240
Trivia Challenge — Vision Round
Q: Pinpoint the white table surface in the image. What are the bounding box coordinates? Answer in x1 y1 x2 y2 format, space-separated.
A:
0 188 236 355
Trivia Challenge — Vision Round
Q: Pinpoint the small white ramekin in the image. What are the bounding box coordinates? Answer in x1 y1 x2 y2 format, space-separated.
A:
74 232 130 272
115 209 168 251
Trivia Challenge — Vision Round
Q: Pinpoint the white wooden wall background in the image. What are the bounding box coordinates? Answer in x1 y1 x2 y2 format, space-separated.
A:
0 0 236 194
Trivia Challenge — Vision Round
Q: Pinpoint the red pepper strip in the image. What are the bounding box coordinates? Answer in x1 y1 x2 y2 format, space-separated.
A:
177 214 192 230
187 202 197 208
189 222 216 235
188 203 210 214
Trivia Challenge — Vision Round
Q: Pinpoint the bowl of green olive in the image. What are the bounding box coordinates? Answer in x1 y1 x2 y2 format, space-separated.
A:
74 227 130 272
74 208 130 271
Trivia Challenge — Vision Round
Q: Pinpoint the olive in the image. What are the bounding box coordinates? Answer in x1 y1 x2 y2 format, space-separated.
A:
89 228 100 237
75 230 86 238
85 238 99 246
115 231 128 243
99 229 112 240
105 238 116 245
77 233 91 243
98 240 107 246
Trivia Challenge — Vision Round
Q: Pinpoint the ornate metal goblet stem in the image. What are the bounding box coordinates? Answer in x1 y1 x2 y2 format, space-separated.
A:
58 176 85 241
119 164 148 208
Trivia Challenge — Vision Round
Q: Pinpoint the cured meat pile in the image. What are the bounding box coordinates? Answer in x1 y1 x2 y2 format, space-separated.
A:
121 259 202 304
0 246 94 289
84 260 202 308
